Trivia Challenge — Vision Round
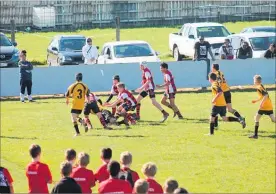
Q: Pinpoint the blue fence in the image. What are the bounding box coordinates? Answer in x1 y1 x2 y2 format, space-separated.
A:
0 59 275 97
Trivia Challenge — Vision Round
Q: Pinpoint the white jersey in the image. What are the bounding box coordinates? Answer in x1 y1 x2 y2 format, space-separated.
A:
82 45 98 64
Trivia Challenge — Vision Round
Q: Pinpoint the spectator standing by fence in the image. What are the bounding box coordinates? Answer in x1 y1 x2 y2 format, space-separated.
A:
19 50 33 103
219 39 234 60
0 167 14 193
82 37 98 65
237 41 252 59
264 43 276 59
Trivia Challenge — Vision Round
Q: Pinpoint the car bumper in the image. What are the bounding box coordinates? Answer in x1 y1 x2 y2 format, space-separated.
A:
0 55 19 68
60 61 84 65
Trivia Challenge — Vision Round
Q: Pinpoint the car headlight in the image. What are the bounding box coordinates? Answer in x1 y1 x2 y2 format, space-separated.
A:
13 50 20 57
61 56 72 62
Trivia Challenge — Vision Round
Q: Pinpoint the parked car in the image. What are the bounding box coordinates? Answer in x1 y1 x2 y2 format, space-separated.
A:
169 22 232 61
0 32 19 68
47 35 86 66
97 40 160 64
241 26 276 33
227 32 276 58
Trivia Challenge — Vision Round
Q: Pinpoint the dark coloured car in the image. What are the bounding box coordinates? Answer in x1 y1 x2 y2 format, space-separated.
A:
241 26 276 33
0 32 19 68
47 35 86 66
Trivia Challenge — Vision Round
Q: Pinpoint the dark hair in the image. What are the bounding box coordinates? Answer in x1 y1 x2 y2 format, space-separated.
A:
29 144 41 158
160 62 168 69
212 63 219 71
271 43 276 48
108 160 121 177
209 72 217 81
113 75 120 81
199 36 204 40
65 149 76 161
174 187 189 194
224 38 230 43
101 147 112 160
21 50 27 56
60 162 72 177
76 73 83 81
87 38 92 42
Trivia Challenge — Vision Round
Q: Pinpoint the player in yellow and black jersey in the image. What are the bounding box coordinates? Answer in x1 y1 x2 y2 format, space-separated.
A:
208 73 246 135
249 75 275 139
212 63 246 129
65 73 89 137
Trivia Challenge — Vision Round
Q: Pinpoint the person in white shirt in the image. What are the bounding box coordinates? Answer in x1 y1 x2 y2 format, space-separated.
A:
82 37 98 64
219 39 234 60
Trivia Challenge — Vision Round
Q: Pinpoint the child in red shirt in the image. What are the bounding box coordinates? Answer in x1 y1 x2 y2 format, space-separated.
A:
71 152 96 193
95 148 112 183
65 148 77 166
133 179 149 194
120 151 140 185
26 144 52 194
0 167 14 193
141 162 163 194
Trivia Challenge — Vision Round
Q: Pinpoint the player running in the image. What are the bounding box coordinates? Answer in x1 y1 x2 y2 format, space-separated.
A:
211 63 246 129
249 75 275 139
208 73 246 135
65 73 89 137
106 75 120 116
135 62 169 122
156 62 183 119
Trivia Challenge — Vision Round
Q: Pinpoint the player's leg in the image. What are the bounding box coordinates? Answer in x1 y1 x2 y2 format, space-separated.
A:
225 91 245 123
148 90 169 122
83 103 93 131
249 113 262 139
20 80 26 102
169 94 183 119
214 116 219 130
221 106 246 128
27 80 33 102
208 106 218 135
161 93 172 109
71 111 81 136
269 113 276 122
136 91 147 120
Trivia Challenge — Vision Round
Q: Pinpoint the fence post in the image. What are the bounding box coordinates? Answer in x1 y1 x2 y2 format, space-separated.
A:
10 19 16 42
115 16 120 41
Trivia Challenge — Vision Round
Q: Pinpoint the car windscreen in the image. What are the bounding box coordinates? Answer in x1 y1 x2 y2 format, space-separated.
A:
114 43 154 58
249 36 276 51
255 27 276 33
59 39 85 51
197 26 230 37
0 35 13 46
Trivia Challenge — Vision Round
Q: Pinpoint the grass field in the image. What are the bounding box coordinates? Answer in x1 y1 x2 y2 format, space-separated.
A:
1 91 275 193
13 20 275 65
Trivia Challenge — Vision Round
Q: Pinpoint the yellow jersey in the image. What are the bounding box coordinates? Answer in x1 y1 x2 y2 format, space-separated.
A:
216 70 230 92
66 82 89 110
256 84 273 111
211 81 226 106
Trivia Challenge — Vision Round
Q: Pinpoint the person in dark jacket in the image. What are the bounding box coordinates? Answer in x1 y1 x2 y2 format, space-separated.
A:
264 43 276 59
19 50 33 103
237 41 253 59
51 162 82 193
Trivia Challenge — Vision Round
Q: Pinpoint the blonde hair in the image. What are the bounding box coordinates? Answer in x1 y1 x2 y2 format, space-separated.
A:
117 82 125 89
78 152 90 167
134 179 149 194
254 75 262 83
141 162 157 177
120 151 132 165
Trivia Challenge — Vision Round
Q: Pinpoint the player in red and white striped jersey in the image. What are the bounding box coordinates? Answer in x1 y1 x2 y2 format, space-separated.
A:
106 75 120 115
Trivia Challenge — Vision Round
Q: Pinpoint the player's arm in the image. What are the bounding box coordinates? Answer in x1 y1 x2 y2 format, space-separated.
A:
65 88 71 105
104 98 122 108
106 94 114 103
157 75 170 88
136 74 150 92
252 89 266 103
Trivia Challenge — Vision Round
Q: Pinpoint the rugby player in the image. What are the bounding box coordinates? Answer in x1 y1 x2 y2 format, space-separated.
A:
106 75 120 115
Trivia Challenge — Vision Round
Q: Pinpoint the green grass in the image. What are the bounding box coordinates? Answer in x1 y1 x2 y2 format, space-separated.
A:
1 91 275 193
13 20 275 65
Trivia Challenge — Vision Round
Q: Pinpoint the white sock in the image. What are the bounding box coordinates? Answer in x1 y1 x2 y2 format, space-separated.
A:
20 93 24 101
28 95 32 101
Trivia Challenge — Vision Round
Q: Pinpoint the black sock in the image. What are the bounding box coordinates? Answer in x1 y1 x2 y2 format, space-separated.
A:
214 116 218 127
233 111 241 118
228 117 239 122
255 122 259 136
168 105 173 109
73 122 80 134
210 122 215 134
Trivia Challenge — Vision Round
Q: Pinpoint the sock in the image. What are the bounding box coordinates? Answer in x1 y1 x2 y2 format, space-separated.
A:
136 103 141 117
126 113 134 123
20 93 24 101
28 95 32 101
84 118 92 126
99 116 107 127
161 110 167 115
112 107 116 116
210 122 215 134
228 117 239 122
168 105 173 109
73 122 80 134
176 111 183 118
255 122 259 136
214 116 218 127
233 110 241 118
78 117 83 124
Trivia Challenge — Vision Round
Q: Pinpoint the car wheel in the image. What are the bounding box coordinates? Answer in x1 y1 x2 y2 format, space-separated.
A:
173 46 182 61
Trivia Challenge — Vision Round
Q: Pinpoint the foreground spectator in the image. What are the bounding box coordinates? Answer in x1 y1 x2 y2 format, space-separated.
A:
95 148 112 183
82 37 98 65
119 151 140 187
26 144 52 193
19 50 33 103
193 36 215 61
219 39 234 60
164 178 179 193
264 43 276 58
65 148 77 165
71 152 96 193
237 41 253 59
133 179 149 194
98 161 132 193
0 167 14 193
173 187 189 194
141 162 163 194
51 162 82 193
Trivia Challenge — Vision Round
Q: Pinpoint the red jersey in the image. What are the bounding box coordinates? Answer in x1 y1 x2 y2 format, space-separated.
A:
98 178 132 194
121 167 140 184
142 67 155 90
111 85 119 95
0 167 13 185
164 70 177 94
146 178 163 194
71 167 96 193
95 163 110 183
26 161 52 194
119 89 137 106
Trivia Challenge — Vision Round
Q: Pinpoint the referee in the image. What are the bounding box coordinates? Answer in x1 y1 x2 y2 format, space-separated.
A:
19 50 33 103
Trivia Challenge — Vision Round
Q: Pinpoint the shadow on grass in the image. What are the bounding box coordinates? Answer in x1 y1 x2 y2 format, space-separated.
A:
258 134 276 139
136 120 164 126
0 135 37 140
86 134 146 138
184 118 210 123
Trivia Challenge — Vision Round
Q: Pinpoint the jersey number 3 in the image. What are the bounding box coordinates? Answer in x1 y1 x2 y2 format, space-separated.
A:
77 89 83 99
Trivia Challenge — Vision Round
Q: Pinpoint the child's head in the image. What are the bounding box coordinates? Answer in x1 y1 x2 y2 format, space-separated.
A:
134 179 149 194
117 82 126 93
173 187 189 194
108 160 121 178
212 63 219 73
209 72 217 83
101 147 112 162
254 75 262 85
65 149 77 164
120 151 132 167
113 75 120 85
78 152 90 167
160 62 168 73
20 50 27 60
164 178 179 193
29 144 41 160
141 162 157 178
60 161 72 178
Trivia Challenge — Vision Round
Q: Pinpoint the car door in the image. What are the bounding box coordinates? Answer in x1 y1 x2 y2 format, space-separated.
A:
47 38 59 66
186 27 197 57
98 46 112 64
178 25 190 56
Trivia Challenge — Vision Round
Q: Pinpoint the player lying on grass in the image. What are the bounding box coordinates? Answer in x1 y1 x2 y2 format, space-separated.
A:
249 75 275 139
135 62 169 122
211 63 246 129
104 82 137 127
106 75 121 116
208 73 246 135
